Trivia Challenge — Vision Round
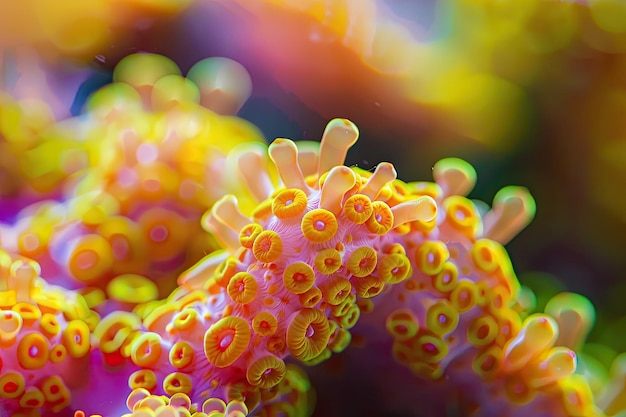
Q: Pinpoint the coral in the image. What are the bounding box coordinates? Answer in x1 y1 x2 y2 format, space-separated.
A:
0 250 98 416
59 118 623 417
1 53 263 302
0 0 193 59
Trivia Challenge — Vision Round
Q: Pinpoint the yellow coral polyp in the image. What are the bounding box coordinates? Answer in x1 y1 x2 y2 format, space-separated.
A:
19 386 45 409
449 279 477 313
107 274 159 304
425 301 459 336
365 201 394 235
171 308 199 332
62 320 91 358
386 309 420 342
266 336 285 354
68 234 114 283
430 262 458 294
49 344 67 363
214 257 239 288
443 196 479 237
415 333 448 364
246 355 287 389
352 275 385 298
272 189 308 219
94 312 141 354
12 302 41 322
163 372 193 395
415 241 450 276
331 294 354 317
139 208 188 260
471 239 502 274
467 315 499 347
313 248 342 275
283 262 316 294
97 216 146 273
238 223 263 249
227 272 259 304
342 194 373 224
17 332 49 370
472 346 504 379
347 246 377 278
128 369 158 391
320 277 352 306
301 209 338 243
286 308 331 361
202 397 227 415
0 372 25 399
204 316 251 367
41 376 71 412
142 302 180 335
339 304 360 329
0 310 23 343
130 332 163 368
298 287 323 307
252 312 278 336
169 392 192 410
393 341 417 366
169 341 194 369
252 230 283 263
329 327 352 353
378 253 411 284
494 308 523 347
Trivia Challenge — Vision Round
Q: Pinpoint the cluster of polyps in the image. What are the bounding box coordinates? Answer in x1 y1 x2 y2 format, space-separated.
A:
3 115 625 417
0 53 262 301
173 117 616 417
83 119 436 414
0 249 98 417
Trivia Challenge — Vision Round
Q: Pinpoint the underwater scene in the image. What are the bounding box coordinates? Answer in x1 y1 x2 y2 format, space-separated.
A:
1 1 626 416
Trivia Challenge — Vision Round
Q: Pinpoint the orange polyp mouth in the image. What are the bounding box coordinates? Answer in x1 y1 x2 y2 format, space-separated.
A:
110 235 130 260
149 225 169 242
75 250 98 270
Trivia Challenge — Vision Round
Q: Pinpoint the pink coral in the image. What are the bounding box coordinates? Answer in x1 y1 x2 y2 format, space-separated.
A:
1 108 624 416
63 117 609 417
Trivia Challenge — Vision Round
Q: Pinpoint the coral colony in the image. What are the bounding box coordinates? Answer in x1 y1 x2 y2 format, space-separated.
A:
0 52 624 417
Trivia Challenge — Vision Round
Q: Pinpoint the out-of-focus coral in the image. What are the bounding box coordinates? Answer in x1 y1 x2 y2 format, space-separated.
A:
1 53 262 302
0 0 193 60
